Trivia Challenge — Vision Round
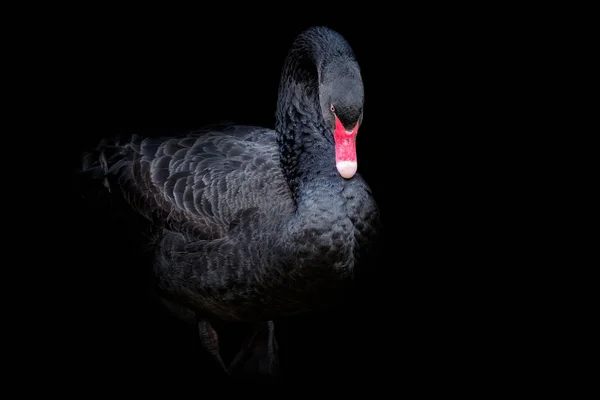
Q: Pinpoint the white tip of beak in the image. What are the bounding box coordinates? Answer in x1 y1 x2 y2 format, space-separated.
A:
336 161 357 179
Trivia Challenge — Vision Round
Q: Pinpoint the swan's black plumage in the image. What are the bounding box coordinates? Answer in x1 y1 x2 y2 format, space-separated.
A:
81 26 379 376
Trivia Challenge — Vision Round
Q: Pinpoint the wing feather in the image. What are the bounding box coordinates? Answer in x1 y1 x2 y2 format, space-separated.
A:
97 127 294 240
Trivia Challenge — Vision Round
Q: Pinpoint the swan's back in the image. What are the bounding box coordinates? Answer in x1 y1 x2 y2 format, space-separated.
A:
91 125 294 240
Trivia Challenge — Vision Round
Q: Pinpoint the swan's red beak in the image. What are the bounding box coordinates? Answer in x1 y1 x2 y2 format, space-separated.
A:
333 116 359 179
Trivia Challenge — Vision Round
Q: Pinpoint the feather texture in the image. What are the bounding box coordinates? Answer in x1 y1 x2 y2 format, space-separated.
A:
81 26 380 324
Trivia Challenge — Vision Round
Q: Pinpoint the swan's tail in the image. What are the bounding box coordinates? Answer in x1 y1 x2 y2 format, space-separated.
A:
79 135 137 192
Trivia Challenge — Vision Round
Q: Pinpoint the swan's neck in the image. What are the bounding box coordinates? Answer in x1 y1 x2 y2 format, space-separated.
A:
275 86 340 198
273 49 361 272
274 27 359 201
275 45 336 199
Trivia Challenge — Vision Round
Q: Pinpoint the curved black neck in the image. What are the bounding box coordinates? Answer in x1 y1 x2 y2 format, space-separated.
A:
275 27 356 201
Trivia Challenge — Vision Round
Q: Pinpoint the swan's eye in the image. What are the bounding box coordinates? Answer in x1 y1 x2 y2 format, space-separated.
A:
330 104 336 113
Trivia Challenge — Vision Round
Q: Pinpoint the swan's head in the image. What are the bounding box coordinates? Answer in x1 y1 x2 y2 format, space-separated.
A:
319 61 364 179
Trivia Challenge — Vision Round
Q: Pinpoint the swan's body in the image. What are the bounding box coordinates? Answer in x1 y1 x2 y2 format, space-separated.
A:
81 26 379 377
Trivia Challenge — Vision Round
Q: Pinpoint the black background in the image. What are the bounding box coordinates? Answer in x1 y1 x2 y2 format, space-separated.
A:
59 9 542 393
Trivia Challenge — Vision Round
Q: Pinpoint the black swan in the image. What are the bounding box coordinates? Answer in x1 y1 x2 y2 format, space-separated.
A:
80 26 380 378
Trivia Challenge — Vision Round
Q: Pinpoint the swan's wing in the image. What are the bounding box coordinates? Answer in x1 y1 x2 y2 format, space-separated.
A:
85 126 293 239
